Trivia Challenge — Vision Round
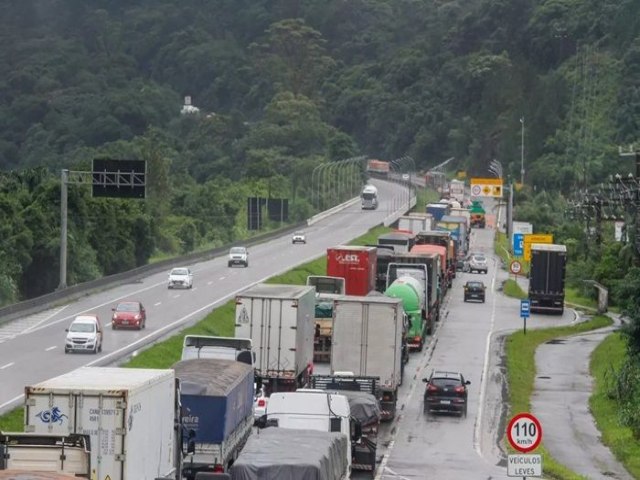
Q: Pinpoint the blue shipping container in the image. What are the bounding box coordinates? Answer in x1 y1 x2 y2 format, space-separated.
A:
174 359 254 445
426 204 448 222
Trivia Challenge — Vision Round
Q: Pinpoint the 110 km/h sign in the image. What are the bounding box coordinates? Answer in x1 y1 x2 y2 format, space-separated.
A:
507 413 543 453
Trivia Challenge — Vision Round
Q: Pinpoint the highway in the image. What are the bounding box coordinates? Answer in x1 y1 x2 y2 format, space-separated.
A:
0 180 408 414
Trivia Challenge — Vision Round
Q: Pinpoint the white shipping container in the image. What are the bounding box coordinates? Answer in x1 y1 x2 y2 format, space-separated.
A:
235 284 316 380
24 367 177 480
331 296 404 390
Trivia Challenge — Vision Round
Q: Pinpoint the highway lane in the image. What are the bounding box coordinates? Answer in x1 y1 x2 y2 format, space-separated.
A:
0 180 409 414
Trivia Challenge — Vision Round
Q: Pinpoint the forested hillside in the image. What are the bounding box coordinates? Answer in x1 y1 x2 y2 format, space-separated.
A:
1 0 640 304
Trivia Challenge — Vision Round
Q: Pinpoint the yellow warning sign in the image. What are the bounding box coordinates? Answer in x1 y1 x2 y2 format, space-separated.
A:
470 178 504 198
471 177 503 186
523 234 553 261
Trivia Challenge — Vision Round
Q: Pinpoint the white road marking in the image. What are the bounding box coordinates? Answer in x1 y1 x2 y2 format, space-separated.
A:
0 362 15 370
219 277 226 280
45 346 57 352
207 281 213 285
154 302 161 306
23 305 70 333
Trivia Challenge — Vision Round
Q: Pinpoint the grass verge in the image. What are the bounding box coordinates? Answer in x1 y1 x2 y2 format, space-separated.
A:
505 314 613 479
502 279 527 299
0 224 391 431
590 332 640 477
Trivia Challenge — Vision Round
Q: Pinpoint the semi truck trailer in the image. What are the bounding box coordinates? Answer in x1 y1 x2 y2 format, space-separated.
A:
529 243 567 315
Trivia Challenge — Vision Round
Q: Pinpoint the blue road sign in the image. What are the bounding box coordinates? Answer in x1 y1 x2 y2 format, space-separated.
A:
513 233 524 257
520 299 531 318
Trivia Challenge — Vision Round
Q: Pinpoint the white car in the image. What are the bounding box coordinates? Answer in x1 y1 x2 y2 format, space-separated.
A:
168 267 193 289
292 231 306 244
228 247 249 267
65 315 103 354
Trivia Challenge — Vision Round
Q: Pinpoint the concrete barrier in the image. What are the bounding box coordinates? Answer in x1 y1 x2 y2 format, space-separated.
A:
307 197 360 226
383 195 417 226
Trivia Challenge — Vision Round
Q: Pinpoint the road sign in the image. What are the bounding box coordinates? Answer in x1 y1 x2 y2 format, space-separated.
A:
507 412 542 453
520 299 530 318
507 454 542 477
470 177 504 198
523 234 553 262
513 233 524 257
510 260 522 275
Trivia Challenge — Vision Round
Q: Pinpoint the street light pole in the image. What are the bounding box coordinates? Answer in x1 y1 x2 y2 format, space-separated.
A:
520 117 525 185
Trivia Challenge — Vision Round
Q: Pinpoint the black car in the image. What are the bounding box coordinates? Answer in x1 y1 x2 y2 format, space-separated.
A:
464 281 486 303
423 371 471 416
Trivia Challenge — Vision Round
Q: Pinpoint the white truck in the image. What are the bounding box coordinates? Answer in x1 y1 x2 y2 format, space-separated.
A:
180 335 254 367
331 295 405 421
448 179 466 203
361 184 378 210
24 367 180 480
235 284 316 393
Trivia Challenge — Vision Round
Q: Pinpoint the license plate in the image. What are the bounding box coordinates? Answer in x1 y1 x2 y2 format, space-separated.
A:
440 400 451 405
123 320 128 324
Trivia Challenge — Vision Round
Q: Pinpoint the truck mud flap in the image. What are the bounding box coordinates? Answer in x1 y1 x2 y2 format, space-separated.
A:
352 437 377 471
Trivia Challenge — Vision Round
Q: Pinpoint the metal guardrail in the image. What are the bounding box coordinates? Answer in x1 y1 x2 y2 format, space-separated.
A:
0 221 307 325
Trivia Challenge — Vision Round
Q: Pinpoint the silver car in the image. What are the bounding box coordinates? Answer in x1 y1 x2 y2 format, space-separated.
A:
465 254 488 274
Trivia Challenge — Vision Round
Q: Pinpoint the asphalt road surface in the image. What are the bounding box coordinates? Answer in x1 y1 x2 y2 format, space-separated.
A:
0 179 409 414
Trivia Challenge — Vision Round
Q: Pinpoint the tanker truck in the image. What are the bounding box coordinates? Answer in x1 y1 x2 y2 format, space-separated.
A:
385 277 427 351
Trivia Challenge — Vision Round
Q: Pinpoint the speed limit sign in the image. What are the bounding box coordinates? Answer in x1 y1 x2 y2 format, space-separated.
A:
510 260 522 275
507 413 542 453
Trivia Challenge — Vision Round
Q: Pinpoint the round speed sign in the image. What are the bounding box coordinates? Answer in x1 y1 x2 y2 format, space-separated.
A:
510 260 522 275
507 413 542 453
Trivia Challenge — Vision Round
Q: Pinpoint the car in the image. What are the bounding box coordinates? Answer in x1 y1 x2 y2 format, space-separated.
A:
228 246 249 267
65 315 103 354
112 301 146 330
254 384 269 424
464 281 486 303
422 370 471 416
168 267 193 289
292 231 306 244
465 254 488 274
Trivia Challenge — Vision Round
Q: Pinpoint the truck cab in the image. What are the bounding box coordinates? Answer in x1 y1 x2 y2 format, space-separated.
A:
261 389 360 473
180 335 254 367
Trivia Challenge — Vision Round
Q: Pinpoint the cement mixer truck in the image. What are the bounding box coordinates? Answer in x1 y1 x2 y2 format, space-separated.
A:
385 277 427 351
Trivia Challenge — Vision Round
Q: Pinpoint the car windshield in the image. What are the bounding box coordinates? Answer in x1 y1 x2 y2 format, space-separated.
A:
472 256 486 262
230 247 246 254
431 377 462 388
70 322 96 333
467 283 483 289
294 232 304 236
116 303 139 312
171 269 189 275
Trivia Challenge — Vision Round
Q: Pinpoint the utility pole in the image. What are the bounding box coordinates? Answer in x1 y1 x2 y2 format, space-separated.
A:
520 117 525 185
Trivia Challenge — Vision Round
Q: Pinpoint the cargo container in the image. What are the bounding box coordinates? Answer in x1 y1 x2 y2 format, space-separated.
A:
173 359 254 478
24 367 179 480
529 244 567 315
326 246 377 296
180 335 253 366
448 180 465 203
415 231 456 284
235 284 316 392
397 215 432 235
230 428 349 480
426 203 449 222
331 296 405 420
377 232 416 254
438 215 469 257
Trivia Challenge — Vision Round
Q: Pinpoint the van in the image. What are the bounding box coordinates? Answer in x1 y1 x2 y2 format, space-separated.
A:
64 315 103 354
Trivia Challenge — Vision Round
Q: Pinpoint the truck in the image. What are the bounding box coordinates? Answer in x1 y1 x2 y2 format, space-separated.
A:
307 276 346 363
450 207 471 229
385 277 428 350
230 428 350 480
415 231 456 283
426 203 449 222
310 375 381 473
367 159 390 177
0 432 91 478
361 184 379 209
398 215 432 235
173 358 254 478
448 179 465 203
326 246 377 296
235 284 316 393
438 215 469 258
331 296 405 421
529 244 567 315
181 335 253 367
411 244 449 290
377 231 416 253
469 200 486 228
386 251 441 324
24 367 180 480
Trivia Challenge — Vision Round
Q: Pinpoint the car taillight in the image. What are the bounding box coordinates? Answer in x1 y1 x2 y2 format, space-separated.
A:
213 464 224 473
427 384 438 392
413 336 421 342
454 386 465 394
257 399 266 407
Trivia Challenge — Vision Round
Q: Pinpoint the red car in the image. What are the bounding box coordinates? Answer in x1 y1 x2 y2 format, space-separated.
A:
111 301 146 330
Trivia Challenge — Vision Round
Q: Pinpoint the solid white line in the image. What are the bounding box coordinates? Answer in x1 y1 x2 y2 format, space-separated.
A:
45 346 57 352
154 302 161 307
473 270 498 457
0 362 15 370
219 277 225 280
